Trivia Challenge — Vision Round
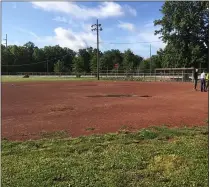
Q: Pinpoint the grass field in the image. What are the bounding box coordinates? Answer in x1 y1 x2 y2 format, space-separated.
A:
1 76 96 83
2 126 208 187
0 75 175 83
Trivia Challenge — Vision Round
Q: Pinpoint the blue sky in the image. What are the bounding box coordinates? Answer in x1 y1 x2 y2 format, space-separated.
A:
2 2 165 58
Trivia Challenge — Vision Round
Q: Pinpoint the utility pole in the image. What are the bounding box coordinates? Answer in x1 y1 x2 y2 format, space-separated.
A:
150 44 152 76
3 34 8 75
91 19 102 80
3 34 7 48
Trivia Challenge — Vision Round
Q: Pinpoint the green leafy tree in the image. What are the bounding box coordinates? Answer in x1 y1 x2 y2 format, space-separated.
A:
99 50 123 71
122 49 136 73
139 59 150 73
54 60 64 73
90 54 97 74
78 49 91 73
154 1 209 68
72 56 85 76
62 48 76 72
1 45 15 73
32 48 45 72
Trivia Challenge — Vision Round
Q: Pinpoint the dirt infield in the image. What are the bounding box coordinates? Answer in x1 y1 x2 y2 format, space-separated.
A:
2 81 208 140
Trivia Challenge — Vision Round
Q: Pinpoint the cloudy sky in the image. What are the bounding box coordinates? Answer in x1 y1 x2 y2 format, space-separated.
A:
2 2 166 58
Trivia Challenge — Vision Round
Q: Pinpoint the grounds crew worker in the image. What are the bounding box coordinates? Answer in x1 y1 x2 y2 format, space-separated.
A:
193 68 198 91
206 72 209 91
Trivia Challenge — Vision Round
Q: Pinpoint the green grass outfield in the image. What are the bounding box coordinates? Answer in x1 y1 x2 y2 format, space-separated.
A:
2 126 208 187
1 76 97 83
1 75 165 83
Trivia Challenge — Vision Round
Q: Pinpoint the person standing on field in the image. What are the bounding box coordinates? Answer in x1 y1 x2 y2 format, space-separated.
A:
200 70 206 92
193 68 198 90
205 72 209 91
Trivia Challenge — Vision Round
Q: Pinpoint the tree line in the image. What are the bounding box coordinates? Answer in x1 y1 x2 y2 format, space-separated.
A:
1 1 208 74
1 43 155 74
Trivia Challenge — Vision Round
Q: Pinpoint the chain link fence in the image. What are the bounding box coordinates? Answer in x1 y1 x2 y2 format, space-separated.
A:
1 68 208 82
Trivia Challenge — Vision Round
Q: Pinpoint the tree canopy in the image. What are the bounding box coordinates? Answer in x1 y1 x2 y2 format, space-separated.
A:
154 1 209 69
1 43 148 74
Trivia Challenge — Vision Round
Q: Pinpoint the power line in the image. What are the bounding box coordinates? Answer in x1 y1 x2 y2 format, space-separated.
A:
2 54 69 67
98 41 162 44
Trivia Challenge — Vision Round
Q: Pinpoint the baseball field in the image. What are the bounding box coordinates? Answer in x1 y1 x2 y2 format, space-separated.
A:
2 77 209 186
2 77 208 140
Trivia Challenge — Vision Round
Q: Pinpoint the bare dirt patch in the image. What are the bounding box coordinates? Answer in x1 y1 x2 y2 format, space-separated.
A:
2 81 208 140
50 105 74 112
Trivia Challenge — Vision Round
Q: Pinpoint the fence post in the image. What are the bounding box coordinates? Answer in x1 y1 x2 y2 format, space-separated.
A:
155 70 156 82
182 70 184 82
164 70 165 82
173 70 174 82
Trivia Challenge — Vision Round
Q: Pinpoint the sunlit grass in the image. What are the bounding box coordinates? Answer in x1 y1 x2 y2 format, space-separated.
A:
1 76 96 83
2 126 208 187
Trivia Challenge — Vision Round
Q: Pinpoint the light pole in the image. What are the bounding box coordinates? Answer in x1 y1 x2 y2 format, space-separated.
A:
91 19 102 80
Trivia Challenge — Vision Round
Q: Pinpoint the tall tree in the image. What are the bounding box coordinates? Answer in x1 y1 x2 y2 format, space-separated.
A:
90 54 97 74
122 49 136 73
72 56 85 76
78 49 91 73
32 48 45 72
139 59 150 72
24 41 36 64
54 60 64 73
62 48 76 72
154 1 209 68
100 50 123 71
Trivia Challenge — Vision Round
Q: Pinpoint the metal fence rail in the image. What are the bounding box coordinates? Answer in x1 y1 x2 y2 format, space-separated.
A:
2 71 204 82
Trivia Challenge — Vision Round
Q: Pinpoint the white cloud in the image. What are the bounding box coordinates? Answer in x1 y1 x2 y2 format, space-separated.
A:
81 23 93 32
124 5 137 16
35 27 98 51
137 23 165 50
32 2 136 20
18 25 164 58
104 22 166 57
14 16 165 58
117 21 135 32
53 16 68 23
15 27 40 40
52 16 82 29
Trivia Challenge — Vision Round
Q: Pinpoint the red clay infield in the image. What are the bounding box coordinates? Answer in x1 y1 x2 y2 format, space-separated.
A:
2 81 208 141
